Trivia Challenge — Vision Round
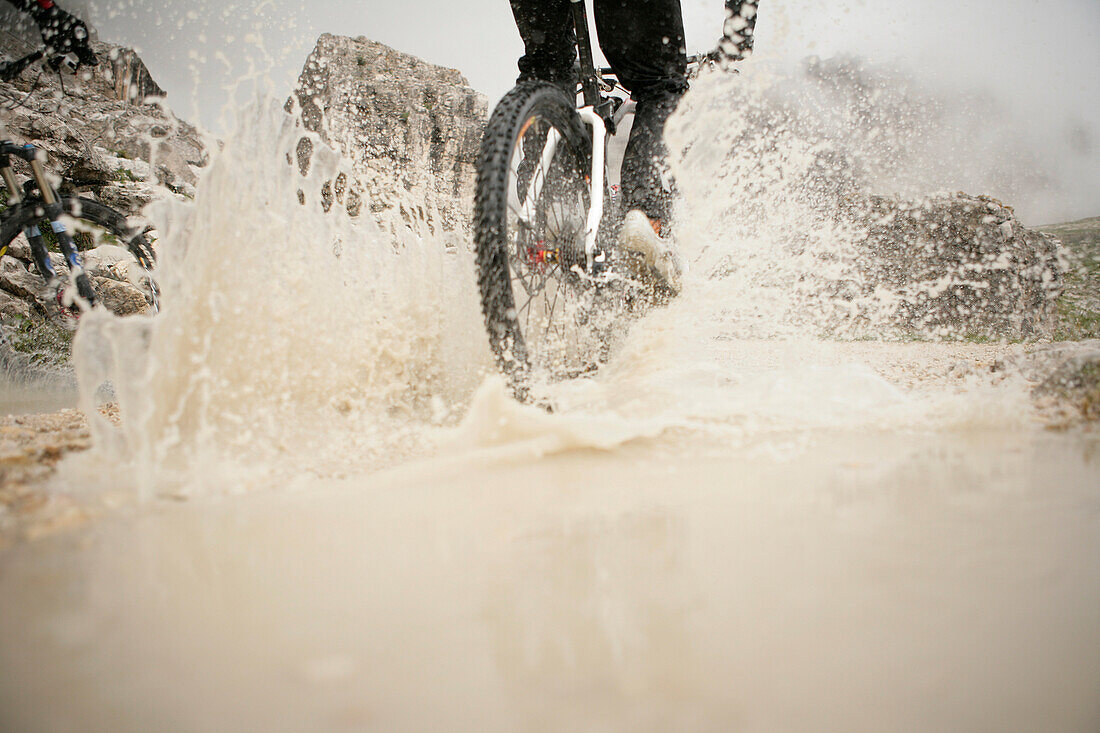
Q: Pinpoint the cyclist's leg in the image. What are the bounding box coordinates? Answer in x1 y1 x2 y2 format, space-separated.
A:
508 0 576 89
593 0 688 226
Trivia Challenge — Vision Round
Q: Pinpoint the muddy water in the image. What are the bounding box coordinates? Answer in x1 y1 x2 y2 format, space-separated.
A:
0 360 77 416
1 429 1098 732
0 381 77 415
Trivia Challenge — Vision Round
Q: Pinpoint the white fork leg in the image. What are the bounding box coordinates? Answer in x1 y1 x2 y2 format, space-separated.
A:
577 106 605 271
517 127 561 226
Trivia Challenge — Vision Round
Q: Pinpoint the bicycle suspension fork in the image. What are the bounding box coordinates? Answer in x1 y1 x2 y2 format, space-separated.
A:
514 4 613 275
577 108 605 272
515 110 605 274
1 142 94 303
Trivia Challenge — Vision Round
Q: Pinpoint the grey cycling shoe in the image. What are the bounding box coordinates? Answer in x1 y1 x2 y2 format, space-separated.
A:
617 209 685 294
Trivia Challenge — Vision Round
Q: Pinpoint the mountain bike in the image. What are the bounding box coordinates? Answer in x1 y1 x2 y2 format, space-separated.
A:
0 49 158 320
473 0 755 401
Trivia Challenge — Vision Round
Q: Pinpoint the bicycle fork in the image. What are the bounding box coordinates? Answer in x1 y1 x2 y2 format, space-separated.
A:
577 107 606 272
517 127 562 226
1 142 96 307
516 109 607 274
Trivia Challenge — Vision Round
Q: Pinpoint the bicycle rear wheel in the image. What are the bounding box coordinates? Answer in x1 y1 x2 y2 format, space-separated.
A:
474 82 603 399
0 196 158 317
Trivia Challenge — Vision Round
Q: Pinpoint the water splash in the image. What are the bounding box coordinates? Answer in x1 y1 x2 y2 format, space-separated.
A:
666 62 1062 342
61 66 1048 495
66 99 490 497
448 61 1044 455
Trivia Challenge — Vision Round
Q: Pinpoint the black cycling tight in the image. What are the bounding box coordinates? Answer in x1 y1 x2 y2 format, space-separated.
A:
508 0 689 224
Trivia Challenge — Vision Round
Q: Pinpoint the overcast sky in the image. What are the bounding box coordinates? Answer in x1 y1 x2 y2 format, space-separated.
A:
41 0 1093 128
6 0 1098 220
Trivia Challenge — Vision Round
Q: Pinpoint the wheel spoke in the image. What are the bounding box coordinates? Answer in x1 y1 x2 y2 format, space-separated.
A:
490 101 594 380
544 265 567 341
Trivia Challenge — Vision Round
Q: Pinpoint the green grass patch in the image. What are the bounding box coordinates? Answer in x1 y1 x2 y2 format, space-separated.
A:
3 314 73 367
1041 218 1100 341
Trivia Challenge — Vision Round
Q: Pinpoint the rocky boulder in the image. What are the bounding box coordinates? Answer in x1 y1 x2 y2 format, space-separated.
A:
290 34 487 247
854 193 1065 340
0 40 208 210
1039 216 1100 340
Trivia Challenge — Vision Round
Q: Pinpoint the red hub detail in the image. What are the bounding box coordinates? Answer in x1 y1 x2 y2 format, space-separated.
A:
526 240 555 270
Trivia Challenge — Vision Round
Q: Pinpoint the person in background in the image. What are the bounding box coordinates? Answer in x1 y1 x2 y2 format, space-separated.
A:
3 0 97 66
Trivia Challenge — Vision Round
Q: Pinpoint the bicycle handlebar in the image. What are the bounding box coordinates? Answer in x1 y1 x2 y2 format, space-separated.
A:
0 47 88 84
596 52 722 80
0 141 40 161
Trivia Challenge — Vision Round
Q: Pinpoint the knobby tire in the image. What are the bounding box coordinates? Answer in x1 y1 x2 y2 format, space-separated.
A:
0 196 157 315
474 82 593 401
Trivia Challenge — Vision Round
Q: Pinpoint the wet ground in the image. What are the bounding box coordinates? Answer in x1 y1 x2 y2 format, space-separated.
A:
1 420 1098 732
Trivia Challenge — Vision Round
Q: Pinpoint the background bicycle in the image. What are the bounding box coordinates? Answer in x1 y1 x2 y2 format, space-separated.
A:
0 41 169 363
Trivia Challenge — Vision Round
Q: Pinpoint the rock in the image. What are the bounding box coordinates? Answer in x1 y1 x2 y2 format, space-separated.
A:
1038 216 1100 340
0 288 32 320
856 193 1065 340
95 184 157 215
0 39 208 217
83 246 156 316
28 117 57 140
65 148 116 186
0 257 45 301
109 136 204 188
82 244 136 270
5 239 31 262
101 46 165 105
91 276 150 316
0 37 192 358
290 34 488 247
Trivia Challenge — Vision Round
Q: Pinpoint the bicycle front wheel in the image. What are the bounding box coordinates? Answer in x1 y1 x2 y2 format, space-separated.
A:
0 196 158 316
474 82 603 398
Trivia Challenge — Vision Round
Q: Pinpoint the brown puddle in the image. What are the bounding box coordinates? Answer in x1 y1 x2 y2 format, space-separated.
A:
1 428 1097 731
